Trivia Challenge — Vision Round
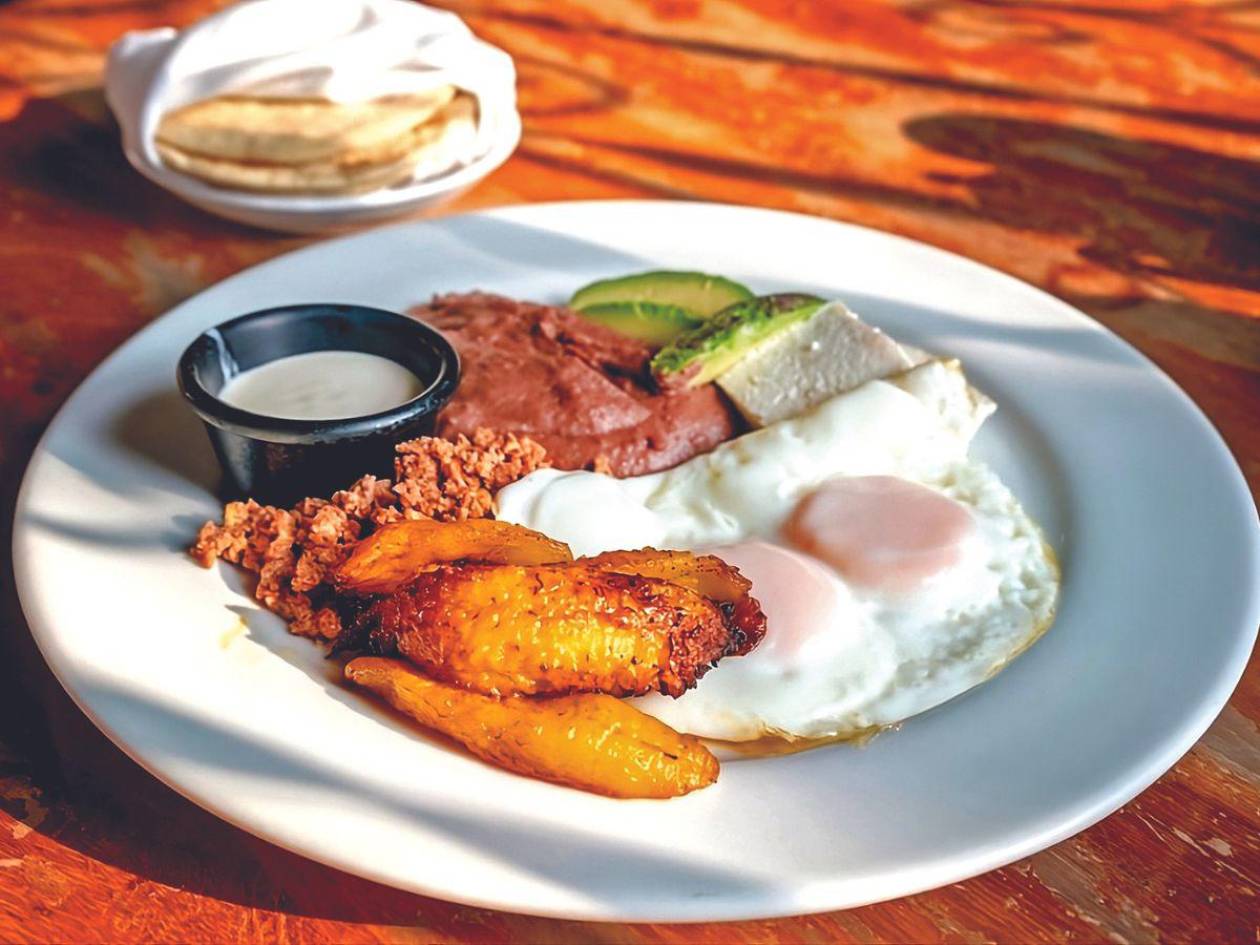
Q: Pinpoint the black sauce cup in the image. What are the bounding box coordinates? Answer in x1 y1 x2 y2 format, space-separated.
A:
177 303 460 507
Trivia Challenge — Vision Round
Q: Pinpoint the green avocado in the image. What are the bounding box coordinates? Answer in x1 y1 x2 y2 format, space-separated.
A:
578 301 705 346
570 270 753 317
650 293 826 389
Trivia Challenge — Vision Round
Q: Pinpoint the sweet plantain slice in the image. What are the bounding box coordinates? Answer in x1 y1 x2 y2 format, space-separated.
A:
336 518 572 595
583 548 766 654
583 548 750 602
354 562 739 697
345 657 719 798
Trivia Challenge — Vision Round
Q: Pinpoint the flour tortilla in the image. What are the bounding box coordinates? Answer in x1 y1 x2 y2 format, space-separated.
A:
155 94 478 195
156 85 457 165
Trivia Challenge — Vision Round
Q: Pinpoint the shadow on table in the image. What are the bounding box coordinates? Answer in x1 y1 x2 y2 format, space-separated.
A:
545 112 1260 298
0 89 276 236
902 113 1260 293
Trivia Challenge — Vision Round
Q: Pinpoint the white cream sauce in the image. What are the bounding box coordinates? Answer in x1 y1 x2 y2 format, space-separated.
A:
220 350 425 420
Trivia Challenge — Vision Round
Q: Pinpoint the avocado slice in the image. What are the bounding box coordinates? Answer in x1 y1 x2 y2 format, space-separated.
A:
651 293 826 390
578 301 705 346
571 270 753 317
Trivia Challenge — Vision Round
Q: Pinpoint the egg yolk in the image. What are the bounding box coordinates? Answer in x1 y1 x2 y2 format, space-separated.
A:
706 541 853 662
785 476 974 593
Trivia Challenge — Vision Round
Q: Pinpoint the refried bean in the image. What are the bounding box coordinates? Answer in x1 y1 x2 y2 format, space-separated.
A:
412 292 743 476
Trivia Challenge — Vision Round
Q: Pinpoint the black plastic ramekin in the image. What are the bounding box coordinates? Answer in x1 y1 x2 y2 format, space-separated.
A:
177 303 460 506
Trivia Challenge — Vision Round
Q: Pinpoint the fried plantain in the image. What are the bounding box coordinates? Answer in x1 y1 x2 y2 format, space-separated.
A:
349 561 750 697
336 518 572 595
345 656 719 798
583 548 765 654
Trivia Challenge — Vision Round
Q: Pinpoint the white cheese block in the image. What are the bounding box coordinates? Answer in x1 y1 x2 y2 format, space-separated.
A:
716 301 917 427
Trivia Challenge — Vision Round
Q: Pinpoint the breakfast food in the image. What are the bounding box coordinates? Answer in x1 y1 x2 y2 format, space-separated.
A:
345 657 719 798
412 292 742 476
651 293 826 390
570 270 753 317
327 518 759 797
194 441 764 796
191 269 1060 796
575 301 704 346
716 301 920 426
582 548 761 615
158 93 477 195
218 349 429 420
191 429 549 639
345 557 763 698
157 87 458 164
337 525 764 702
336 518 573 596
570 271 755 344
498 358 1058 743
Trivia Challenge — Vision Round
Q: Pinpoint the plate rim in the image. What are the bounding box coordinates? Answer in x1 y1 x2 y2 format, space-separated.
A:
12 199 1260 922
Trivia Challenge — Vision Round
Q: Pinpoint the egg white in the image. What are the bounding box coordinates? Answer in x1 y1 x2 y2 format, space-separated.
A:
632 462 1058 741
497 360 991 556
495 360 1060 742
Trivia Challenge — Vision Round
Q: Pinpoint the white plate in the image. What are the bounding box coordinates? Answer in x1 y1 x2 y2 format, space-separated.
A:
128 108 521 234
13 201 1260 922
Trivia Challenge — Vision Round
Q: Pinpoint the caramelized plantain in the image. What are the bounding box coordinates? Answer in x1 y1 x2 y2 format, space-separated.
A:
336 518 572 595
345 656 718 798
352 561 747 697
583 548 749 599
582 548 765 654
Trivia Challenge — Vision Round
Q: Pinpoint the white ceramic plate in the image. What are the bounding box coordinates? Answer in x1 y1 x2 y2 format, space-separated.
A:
14 201 1260 922
131 108 521 234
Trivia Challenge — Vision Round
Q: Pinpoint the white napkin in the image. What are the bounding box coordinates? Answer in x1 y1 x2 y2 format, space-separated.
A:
105 0 516 195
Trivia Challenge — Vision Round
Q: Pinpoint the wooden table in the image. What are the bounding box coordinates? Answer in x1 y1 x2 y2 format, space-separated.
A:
1 0 1257 940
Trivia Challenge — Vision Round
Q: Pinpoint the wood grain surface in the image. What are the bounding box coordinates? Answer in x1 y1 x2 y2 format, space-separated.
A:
1 0 1258 941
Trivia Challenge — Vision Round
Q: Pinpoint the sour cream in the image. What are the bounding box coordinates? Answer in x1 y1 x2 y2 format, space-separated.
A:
220 350 425 420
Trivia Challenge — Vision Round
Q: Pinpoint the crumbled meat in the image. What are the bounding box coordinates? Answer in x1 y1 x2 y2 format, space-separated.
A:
189 429 549 640
393 427 549 521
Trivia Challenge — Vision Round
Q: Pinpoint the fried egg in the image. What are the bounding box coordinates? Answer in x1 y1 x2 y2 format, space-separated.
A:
495 360 1059 742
